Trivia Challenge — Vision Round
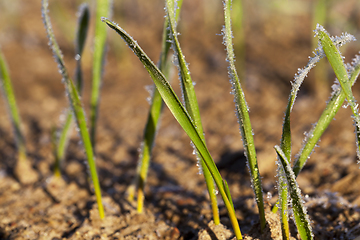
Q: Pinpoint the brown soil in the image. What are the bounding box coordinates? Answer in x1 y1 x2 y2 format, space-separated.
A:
1 0 360 239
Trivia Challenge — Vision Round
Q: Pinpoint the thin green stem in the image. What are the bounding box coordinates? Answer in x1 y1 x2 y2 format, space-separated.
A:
275 146 313 240
166 0 219 225
42 0 104 219
0 49 27 163
103 18 242 239
53 4 89 178
223 0 265 231
127 1 183 213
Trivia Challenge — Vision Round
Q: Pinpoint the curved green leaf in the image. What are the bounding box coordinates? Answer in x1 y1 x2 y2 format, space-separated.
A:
103 18 242 239
42 0 104 219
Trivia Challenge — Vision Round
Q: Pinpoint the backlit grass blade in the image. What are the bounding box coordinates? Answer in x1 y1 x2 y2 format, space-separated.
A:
275 21 324 239
276 43 323 235
166 0 219 225
103 18 242 239
127 0 183 213
275 146 313 240
90 0 111 148
53 3 90 178
272 30 357 214
294 54 360 176
0 49 27 164
222 0 265 231
316 26 360 159
42 0 104 219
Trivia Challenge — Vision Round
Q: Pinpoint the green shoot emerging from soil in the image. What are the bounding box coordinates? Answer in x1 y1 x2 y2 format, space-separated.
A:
316 26 360 158
275 146 313 240
0 48 39 185
222 0 266 231
42 0 104 219
166 0 220 225
0 49 26 164
53 3 90 178
126 0 187 215
102 16 242 239
272 25 360 238
101 0 360 238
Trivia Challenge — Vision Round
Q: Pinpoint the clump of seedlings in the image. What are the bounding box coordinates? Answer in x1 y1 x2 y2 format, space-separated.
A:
1 0 359 239
102 0 360 239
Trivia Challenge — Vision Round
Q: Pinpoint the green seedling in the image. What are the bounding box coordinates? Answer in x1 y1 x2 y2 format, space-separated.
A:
53 3 90 178
166 0 220 225
102 0 360 238
275 146 313 240
0 48 39 185
222 0 266 231
90 0 111 149
316 26 360 156
102 16 242 239
0 49 26 164
272 27 358 211
293 31 360 177
42 0 104 219
126 0 184 214
271 25 359 238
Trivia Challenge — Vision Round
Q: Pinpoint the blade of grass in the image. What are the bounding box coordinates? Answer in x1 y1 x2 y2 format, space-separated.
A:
294 54 360 176
272 29 358 214
222 0 265 231
0 48 39 184
166 0 220 225
127 0 183 213
316 26 360 159
53 4 90 178
103 18 242 239
90 0 111 149
42 0 104 219
0 49 27 164
126 21 172 212
275 145 313 240
275 18 325 239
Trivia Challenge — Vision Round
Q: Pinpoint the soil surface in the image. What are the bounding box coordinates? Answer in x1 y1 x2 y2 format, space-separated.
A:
1 0 360 239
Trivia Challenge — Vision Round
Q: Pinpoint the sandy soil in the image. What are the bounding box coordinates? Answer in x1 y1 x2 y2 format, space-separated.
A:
1 0 360 239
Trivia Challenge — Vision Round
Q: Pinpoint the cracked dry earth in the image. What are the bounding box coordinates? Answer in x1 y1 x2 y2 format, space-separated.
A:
1 0 360 239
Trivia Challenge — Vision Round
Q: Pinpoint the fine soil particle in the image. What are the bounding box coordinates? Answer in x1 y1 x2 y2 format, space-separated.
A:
1 0 360 239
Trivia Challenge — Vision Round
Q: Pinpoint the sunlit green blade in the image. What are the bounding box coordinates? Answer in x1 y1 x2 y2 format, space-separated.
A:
42 0 104 219
103 18 242 239
53 4 90 178
275 146 313 240
166 0 219 225
317 28 360 159
90 0 111 148
0 49 27 163
127 0 183 213
294 59 360 175
272 29 358 215
223 0 265 231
